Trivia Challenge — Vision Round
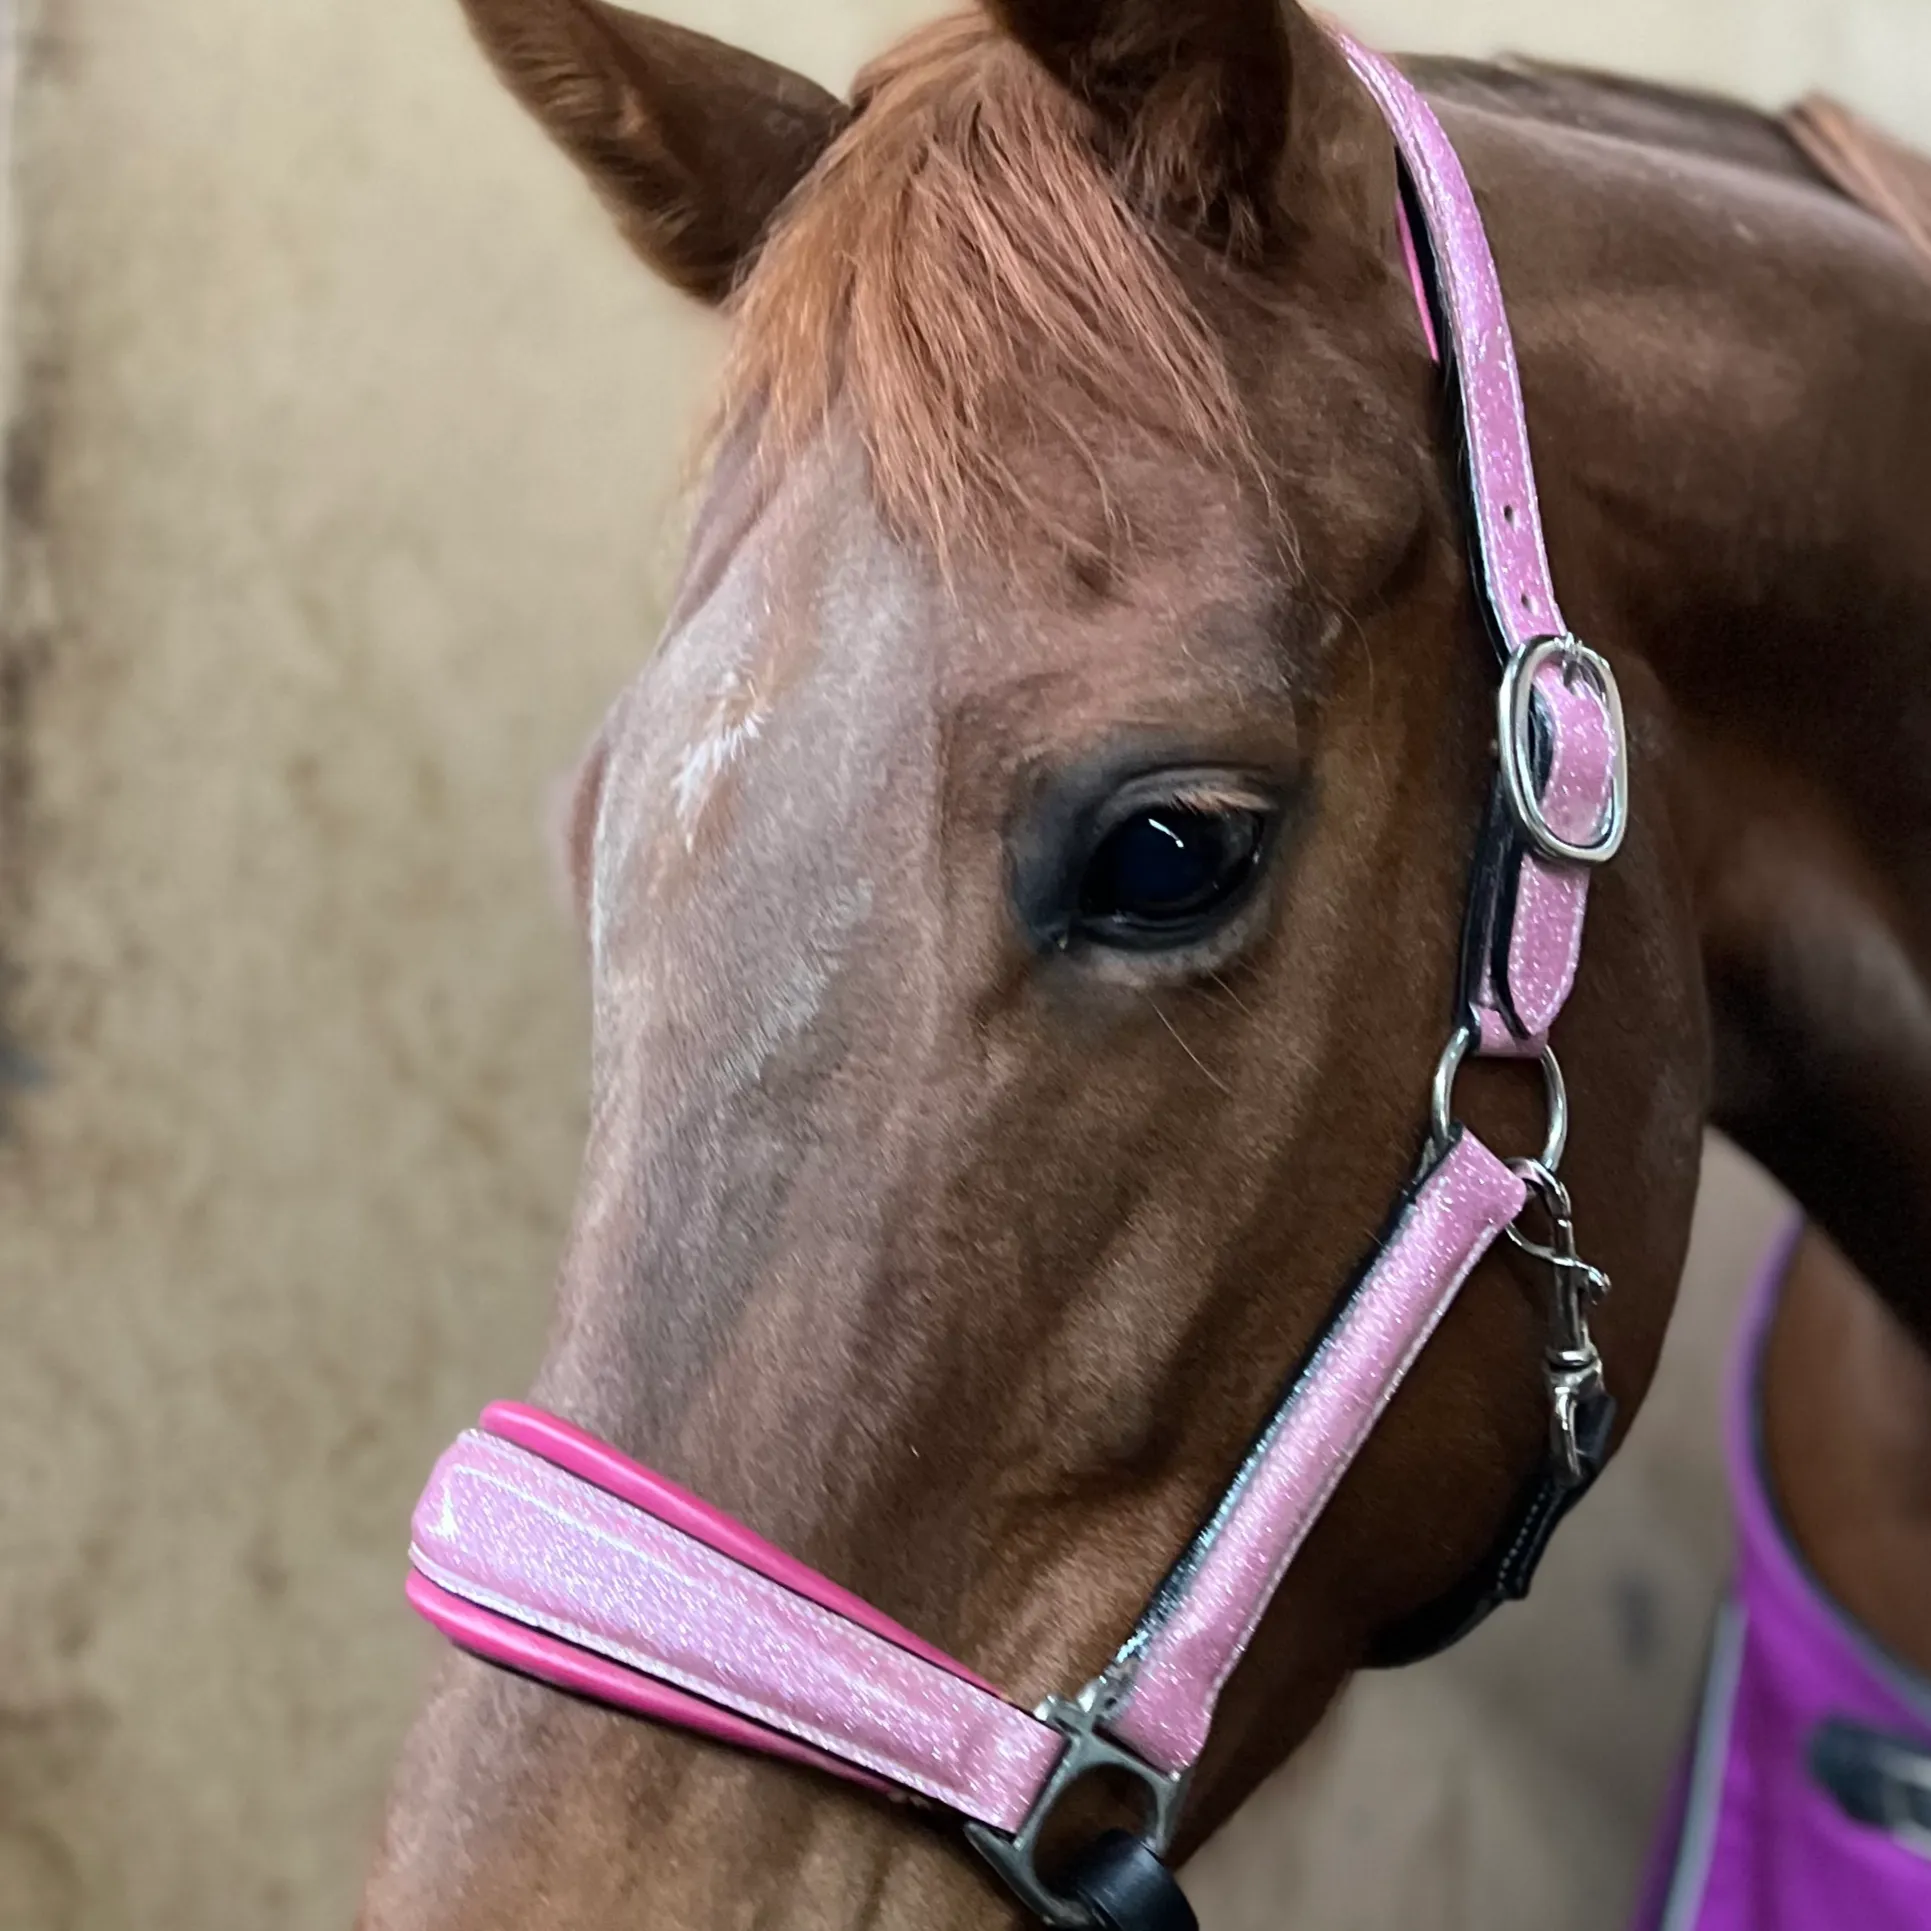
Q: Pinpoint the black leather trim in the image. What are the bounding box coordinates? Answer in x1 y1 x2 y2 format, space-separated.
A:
1061 1834 1199 1931
1456 700 1560 1053
1399 168 1514 677
1456 777 1522 1036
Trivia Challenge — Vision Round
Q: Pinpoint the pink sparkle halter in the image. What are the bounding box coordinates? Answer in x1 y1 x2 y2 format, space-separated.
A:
404 38 1629 1931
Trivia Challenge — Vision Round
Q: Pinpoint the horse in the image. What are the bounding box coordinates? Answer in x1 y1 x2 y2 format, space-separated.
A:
356 2 1931 1925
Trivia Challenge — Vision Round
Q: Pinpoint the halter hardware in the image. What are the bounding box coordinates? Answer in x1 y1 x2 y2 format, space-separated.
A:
1428 1037 1610 1491
1430 1023 1570 1173
1497 636 1630 866
1508 1160 1614 1488
963 1689 1192 1930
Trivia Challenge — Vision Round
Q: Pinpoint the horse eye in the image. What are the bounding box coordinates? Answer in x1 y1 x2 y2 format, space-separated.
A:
1077 806 1268 946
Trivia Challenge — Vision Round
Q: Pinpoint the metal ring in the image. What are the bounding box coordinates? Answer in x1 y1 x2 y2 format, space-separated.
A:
1497 636 1630 867
1430 1025 1569 1173
1502 1157 1572 1266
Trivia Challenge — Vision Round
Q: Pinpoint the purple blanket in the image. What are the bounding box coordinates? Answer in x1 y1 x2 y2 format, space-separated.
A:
1635 1225 1931 1929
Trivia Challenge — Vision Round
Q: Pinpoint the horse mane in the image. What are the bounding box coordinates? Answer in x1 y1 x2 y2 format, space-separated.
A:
719 14 1259 562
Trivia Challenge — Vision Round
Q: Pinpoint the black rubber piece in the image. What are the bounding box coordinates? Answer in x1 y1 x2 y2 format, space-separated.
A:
1060 1832 1198 1931
1810 1717 1931 1841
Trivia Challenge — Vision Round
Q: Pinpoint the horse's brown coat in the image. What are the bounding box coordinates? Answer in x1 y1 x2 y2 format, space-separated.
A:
1766 1231 1931 1682
360 5 1931 1925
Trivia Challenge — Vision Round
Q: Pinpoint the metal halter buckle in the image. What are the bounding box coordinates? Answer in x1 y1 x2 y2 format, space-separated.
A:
1506 1160 1613 1487
1429 1024 1569 1174
964 1687 1192 1929
1497 636 1630 867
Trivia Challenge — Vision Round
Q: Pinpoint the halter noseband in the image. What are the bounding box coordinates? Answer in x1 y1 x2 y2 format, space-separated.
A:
402 37 1629 1929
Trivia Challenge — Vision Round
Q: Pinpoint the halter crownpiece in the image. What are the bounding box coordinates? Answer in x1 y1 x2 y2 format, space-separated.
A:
404 35 1628 1930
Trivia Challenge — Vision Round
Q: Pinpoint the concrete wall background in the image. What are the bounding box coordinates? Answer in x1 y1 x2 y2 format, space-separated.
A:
0 3 1918 1928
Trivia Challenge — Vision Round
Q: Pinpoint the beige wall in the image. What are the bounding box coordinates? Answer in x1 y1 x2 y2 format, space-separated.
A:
0 4 1916 1929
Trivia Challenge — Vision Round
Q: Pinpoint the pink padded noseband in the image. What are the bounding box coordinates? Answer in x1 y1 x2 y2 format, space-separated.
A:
404 35 1629 1927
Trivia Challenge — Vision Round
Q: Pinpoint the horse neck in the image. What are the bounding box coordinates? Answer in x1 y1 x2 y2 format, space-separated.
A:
1481 94 1931 1324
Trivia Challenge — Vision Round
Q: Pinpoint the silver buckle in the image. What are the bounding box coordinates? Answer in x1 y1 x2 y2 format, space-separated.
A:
1497 636 1629 867
964 1686 1191 1928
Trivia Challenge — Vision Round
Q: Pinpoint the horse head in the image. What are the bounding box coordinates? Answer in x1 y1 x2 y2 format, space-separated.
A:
360 4 1708 1924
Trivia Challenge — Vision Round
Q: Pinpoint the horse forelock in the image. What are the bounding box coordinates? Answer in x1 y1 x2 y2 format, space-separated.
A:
718 14 1263 567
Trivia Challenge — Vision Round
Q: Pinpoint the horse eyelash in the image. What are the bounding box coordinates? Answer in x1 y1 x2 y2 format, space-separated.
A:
1150 778 1274 816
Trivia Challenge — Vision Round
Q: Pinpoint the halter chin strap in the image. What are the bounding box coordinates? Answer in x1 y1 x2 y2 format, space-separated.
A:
404 36 1627 1930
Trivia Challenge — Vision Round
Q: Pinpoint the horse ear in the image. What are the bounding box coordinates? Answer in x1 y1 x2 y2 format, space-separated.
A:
983 0 1292 237
985 0 1385 249
458 1 849 303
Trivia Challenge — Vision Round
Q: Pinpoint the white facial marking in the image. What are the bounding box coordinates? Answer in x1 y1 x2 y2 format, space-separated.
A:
717 884 876 1096
673 668 770 854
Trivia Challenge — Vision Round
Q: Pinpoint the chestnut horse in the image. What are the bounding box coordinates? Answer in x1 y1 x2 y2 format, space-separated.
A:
359 2 1931 1924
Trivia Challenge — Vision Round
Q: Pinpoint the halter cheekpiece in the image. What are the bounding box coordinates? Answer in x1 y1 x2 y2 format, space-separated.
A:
403 37 1631 1930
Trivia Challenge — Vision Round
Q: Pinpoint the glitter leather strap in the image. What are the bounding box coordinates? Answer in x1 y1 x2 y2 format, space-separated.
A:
1102 1131 1525 1771
1343 37 1624 1060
